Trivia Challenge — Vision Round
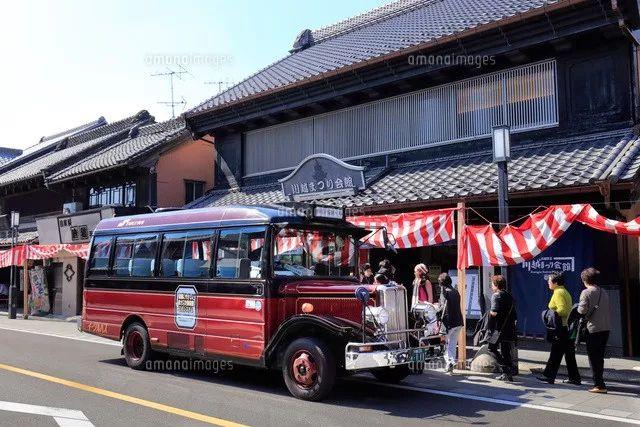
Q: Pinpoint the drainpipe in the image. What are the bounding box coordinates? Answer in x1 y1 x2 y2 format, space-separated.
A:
612 0 640 122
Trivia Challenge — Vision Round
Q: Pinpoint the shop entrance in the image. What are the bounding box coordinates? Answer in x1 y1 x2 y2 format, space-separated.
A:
366 241 458 303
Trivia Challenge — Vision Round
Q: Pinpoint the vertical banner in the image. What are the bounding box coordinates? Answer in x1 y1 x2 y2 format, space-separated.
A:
511 224 594 335
28 266 50 315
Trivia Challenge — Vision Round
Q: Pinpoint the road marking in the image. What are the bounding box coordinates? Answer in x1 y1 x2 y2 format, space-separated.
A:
0 325 121 347
2 326 635 424
351 379 640 425
0 363 248 427
0 400 94 427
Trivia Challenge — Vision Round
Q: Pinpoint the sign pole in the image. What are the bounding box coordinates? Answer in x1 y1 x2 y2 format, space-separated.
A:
22 259 29 320
456 202 467 369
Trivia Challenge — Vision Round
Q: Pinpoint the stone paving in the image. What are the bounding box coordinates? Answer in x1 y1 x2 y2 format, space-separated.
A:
398 364 640 421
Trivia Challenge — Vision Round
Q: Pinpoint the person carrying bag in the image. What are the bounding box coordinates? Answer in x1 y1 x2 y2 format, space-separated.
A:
485 275 517 382
537 272 581 385
577 268 610 394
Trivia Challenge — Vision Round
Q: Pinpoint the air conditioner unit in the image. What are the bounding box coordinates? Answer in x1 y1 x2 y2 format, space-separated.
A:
62 202 83 214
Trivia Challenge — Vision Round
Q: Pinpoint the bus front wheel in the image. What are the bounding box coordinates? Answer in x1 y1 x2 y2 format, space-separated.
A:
282 337 336 401
123 323 152 370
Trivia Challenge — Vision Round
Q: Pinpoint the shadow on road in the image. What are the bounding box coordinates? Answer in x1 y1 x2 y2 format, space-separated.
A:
99 356 528 424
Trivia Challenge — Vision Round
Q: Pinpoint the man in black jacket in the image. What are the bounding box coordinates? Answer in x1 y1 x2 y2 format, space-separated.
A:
487 274 517 382
438 273 464 374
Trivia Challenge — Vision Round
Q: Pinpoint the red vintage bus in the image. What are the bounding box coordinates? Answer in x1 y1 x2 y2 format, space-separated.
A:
81 204 444 400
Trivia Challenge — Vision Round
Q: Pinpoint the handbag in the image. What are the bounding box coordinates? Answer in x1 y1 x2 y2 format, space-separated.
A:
541 309 562 342
575 288 602 346
482 304 514 345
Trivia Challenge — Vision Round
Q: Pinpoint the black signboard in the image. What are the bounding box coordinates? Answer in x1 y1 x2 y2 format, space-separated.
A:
279 154 365 201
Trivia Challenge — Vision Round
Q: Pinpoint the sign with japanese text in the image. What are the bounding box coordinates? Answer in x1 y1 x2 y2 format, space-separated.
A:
175 285 198 329
512 224 594 335
279 154 365 201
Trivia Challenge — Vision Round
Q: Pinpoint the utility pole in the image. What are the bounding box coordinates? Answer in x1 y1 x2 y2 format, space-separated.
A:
152 65 190 118
7 211 19 319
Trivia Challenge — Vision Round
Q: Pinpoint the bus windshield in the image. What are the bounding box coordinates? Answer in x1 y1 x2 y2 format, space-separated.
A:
273 227 357 277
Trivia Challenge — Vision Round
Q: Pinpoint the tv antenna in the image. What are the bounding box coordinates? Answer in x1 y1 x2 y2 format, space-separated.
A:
152 65 192 117
205 80 233 94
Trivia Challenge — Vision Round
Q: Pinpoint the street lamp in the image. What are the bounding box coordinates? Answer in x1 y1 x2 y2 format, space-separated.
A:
492 125 510 278
8 211 19 319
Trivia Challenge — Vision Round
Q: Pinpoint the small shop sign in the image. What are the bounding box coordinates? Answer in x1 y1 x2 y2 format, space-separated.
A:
279 154 365 201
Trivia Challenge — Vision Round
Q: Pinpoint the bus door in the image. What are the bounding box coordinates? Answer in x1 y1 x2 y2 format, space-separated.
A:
210 226 267 360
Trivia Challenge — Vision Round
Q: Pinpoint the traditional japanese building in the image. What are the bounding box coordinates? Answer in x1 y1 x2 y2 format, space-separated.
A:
184 0 640 356
0 112 215 316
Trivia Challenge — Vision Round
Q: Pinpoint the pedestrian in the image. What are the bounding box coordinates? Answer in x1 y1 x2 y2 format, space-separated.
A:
378 259 396 280
360 263 374 284
438 272 464 374
373 273 389 286
487 274 517 382
411 263 433 309
578 267 611 394
537 272 581 385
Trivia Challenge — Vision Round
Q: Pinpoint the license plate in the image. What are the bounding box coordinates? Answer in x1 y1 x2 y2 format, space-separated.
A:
411 347 427 363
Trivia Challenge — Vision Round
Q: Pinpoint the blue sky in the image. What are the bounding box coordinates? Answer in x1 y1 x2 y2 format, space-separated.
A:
1 0 387 150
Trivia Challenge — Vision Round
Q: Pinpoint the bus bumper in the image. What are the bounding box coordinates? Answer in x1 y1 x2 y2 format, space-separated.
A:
344 341 437 370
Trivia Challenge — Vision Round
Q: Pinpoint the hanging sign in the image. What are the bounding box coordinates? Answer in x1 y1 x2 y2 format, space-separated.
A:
279 154 365 201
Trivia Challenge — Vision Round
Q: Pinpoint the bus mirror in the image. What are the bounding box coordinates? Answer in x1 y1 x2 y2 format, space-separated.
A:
238 258 251 279
382 228 397 253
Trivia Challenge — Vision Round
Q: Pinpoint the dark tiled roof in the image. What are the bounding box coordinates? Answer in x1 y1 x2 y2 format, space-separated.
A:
0 111 152 187
188 128 638 210
189 0 559 115
0 117 107 173
0 231 38 247
39 117 107 143
48 118 188 183
0 147 22 166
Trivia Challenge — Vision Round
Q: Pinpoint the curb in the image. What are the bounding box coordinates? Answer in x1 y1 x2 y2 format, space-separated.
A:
525 363 640 385
0 312 78 323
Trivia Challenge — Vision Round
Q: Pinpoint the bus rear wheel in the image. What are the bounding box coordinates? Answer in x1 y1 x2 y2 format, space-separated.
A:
123 323 151 370
282 337 336 401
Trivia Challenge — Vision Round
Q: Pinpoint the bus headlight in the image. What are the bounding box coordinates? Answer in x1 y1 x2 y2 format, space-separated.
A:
366 306 390 325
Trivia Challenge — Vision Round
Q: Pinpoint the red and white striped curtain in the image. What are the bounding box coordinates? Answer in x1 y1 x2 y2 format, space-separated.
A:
348 208 456 249
459 204 640 268
0 244 90 268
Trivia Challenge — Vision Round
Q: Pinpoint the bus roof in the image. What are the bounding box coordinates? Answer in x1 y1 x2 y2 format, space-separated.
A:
94 205 292 232
93 204 356 234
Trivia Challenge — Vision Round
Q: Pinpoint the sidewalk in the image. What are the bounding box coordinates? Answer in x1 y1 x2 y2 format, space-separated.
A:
0 308 78 323
518 347 640 385
387 366 640 422
463 332 640 385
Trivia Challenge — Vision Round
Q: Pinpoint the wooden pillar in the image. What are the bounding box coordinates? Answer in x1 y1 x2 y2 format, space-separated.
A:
22 260 29 320
456 202 467 368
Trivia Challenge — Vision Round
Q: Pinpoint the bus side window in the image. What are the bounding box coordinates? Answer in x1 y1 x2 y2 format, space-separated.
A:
160 232 185 278
113 234 158 277
216 227 265 279
88 236 112 275
160 230 214 278
182 230 214 278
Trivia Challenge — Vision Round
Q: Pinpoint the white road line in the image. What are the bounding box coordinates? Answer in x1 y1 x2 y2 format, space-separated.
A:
0 326 121 347
352 380 640 425
0 400 94 427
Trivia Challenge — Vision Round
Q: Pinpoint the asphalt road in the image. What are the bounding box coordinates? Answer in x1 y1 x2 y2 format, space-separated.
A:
0 328 626 426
